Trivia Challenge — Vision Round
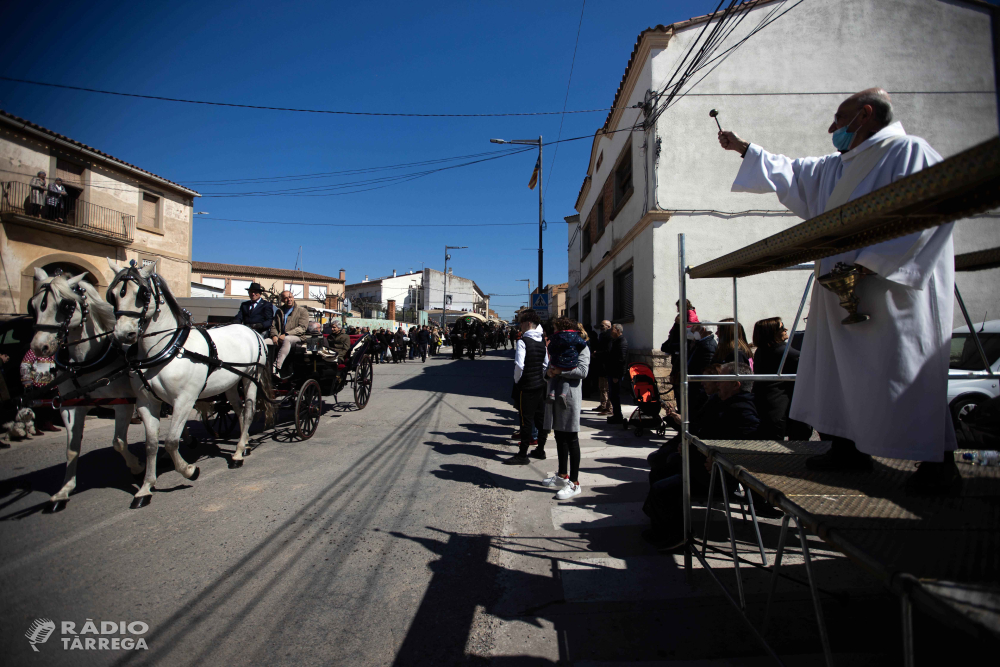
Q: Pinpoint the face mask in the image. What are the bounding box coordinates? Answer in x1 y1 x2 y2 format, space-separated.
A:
831 111 862 152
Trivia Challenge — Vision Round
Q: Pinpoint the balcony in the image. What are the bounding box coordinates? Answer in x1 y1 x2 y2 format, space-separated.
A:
0 179 135 246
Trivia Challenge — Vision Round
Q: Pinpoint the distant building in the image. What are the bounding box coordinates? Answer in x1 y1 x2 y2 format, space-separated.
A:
345 267 488 321
0 110 200 313
190 261 346 310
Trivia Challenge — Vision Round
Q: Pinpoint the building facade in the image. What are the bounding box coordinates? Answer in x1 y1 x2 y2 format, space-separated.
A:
345 268 488 320
566 0 999 376
0 110 199 313
190 261 346 310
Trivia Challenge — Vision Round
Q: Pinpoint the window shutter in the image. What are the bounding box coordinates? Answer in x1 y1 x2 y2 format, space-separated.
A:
622 269 634 319
142 193 159 228
56 159 84 186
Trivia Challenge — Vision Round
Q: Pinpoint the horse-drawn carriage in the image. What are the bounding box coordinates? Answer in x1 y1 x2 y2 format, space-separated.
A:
201 329 373 444
24 261 375 510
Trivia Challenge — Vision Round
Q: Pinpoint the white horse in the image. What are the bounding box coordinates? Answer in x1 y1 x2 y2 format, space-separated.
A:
28 269 145 512
107 260 272 508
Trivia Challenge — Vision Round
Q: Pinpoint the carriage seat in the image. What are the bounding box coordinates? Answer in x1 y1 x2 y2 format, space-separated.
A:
337 334 367 370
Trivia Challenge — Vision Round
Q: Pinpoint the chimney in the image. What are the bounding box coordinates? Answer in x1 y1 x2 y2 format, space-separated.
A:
386 299 396 320
448 267 453 275
363 275 368 282
339 269 346 281
392 269 397 277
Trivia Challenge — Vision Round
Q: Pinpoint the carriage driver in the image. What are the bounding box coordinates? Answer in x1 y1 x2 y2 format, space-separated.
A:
234 282 275 335
270 290 310 375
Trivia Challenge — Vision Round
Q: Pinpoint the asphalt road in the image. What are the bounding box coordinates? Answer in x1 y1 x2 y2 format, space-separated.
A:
1 347 519 666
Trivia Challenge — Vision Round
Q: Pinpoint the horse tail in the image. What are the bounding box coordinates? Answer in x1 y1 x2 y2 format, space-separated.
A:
258 362 275 428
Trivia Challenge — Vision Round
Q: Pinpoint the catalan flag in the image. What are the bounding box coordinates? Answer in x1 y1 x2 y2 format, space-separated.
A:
528 155 540 190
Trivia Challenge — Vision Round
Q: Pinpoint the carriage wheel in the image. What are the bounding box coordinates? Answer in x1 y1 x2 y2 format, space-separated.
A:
294 379 323 440
353 354 373 410
202 400 239 441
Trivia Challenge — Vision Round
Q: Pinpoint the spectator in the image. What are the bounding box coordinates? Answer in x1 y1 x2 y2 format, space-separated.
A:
46 177 67 221
546 318 588 407
20 348 61 433
416 325 430 362
540 321 591 500
504 310 549 465
650 364 723 481
752 317 813 441
393 327 407 363
605 324 629 424
592 320 612 415
641 361 759 551
29 171 46 217
712 317 753 366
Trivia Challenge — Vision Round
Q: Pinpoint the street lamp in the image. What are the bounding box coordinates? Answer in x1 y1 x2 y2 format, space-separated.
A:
194 212 209 215
442 245 468 329
491 136 544 295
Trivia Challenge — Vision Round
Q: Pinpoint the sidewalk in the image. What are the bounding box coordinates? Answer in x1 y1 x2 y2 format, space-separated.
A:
481 397 897 665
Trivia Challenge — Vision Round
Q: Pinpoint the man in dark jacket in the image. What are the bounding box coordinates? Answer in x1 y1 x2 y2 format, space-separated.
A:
234 283 274 335
606 324 629 424
393 327 407 363
504 310 549 465
642 361 759 550
416 325 431 362
593 321 612 414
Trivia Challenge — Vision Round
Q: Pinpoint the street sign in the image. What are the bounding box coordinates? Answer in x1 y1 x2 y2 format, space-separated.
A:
531 293 549 311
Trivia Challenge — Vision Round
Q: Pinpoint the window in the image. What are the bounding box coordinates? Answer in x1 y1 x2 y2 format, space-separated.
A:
950 333 1000 370
582 292 592 331
614 145 633 210
56 158 85 186
138 255 159 272
596 151 603 172
309 285 327 300
582 222 592 256
284 283 304 298
231 279 252 294
202 277 225 290
140 193 160 230
597 198 605 235
569 303 578 322
596 283 605 323
613 265 634 321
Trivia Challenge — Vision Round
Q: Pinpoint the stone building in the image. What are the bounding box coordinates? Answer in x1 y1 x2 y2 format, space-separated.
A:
565 0 999 386
0 110 200 313
190 261 346 310
345 268 489 322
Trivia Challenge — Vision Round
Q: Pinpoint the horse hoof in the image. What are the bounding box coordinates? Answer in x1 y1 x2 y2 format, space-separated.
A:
130 495 152 509
44 499 68 513
189 466 200 481
228 459 244 469
243 447 252 457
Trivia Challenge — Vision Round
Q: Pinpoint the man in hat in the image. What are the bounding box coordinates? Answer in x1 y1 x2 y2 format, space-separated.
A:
234 282 275 335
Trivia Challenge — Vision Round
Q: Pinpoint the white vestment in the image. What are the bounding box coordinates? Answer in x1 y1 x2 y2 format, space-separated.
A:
732 122 956 461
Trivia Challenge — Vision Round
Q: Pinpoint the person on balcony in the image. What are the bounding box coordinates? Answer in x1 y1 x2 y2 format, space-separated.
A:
29 171 46 217
45 177 67 222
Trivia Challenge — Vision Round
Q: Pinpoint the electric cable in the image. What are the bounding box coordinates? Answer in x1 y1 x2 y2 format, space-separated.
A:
0 75 621 117
199 217 536 227
544 0 586 199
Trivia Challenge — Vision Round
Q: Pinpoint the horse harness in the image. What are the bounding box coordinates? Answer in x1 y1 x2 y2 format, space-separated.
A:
108 262 269 403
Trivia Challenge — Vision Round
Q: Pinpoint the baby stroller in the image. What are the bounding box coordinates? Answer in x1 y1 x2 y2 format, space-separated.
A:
626 363 665 437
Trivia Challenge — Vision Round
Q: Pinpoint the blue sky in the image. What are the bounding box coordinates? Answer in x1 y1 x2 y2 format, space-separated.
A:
2 0 729 318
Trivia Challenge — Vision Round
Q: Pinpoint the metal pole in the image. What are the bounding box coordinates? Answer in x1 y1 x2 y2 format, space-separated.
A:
955 284 995 377
733 276 739 378
778 272 814 375
538 136 544 295
442 248 448 330
679 234 691 571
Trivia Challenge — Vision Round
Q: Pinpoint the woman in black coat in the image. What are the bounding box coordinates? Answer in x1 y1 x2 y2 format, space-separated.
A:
751 317 812 440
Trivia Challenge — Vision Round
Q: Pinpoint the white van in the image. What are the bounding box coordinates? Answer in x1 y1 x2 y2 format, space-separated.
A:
948 320 1000 422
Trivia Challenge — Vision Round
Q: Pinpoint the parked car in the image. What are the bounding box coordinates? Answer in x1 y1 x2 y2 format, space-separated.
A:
948 320 1000 423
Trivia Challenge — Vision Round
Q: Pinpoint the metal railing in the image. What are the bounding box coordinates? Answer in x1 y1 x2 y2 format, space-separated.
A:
0 179 135 243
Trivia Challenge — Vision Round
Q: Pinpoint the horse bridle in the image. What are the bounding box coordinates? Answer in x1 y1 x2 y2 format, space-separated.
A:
29 274 90 344
107 260 163 339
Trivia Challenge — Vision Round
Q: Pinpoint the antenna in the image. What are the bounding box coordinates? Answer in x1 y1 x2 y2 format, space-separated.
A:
294 246 303 271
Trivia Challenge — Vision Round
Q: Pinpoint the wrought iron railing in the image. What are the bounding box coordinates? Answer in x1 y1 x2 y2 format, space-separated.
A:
0 179 135 243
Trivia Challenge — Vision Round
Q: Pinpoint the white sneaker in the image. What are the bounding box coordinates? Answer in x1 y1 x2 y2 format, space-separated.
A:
555 482 581 500
543 474 569 488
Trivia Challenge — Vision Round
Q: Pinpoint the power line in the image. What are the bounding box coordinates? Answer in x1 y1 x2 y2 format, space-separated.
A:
200 217 535 227
544 0 586 199
0 76 621 117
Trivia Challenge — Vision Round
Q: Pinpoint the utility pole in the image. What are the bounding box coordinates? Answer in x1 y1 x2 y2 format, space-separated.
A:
442 246 467 329
491 136 544 297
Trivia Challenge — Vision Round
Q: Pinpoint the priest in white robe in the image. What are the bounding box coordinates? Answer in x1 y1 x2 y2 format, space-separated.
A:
718 88 959 494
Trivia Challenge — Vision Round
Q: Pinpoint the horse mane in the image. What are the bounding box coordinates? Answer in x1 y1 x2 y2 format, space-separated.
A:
154 273 191 327
46 275 117 332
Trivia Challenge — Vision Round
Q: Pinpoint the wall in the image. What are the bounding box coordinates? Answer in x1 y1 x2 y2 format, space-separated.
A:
422 268 485 314
191 269 343 308
0 125 196 312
